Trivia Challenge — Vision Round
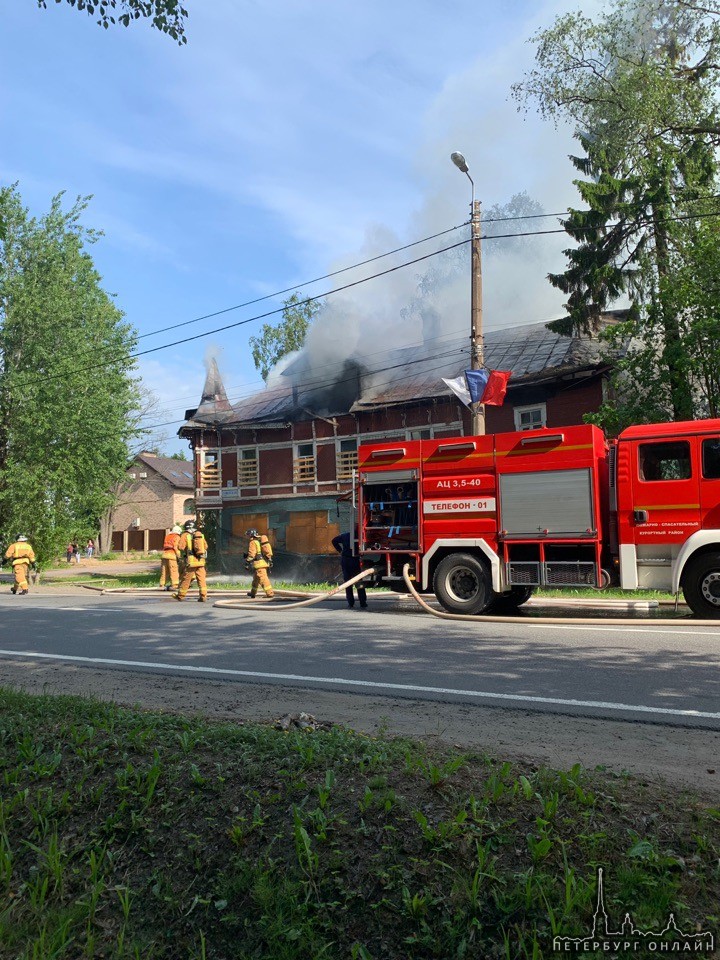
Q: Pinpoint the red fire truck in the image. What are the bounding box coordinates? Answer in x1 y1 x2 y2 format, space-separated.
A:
356 419 720 618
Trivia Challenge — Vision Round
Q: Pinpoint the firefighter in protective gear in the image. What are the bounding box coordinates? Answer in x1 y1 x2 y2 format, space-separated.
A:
159 524 182 591
245 528 274 598
173 521 209 602
4 535 37 595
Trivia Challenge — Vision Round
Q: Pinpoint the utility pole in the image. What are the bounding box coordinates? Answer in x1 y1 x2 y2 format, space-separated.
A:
451 152 485 436
470 198 484 436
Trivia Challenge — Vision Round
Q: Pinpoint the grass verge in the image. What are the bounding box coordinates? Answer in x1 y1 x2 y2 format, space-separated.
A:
0 688 717 958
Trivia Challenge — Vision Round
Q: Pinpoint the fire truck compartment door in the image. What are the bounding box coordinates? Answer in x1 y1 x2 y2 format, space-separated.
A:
360 470 418 484
499 469 595 536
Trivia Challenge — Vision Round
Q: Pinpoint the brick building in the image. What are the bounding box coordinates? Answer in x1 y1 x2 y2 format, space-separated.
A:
179 316 623 578
109 452 196 552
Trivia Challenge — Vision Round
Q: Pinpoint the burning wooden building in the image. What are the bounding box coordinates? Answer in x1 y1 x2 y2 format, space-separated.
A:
179 316 622 578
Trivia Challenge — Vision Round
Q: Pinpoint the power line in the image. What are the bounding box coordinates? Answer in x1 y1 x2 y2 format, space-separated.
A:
13 202 720 393
135 221 470 343
14 237 472 390
0 221 469 390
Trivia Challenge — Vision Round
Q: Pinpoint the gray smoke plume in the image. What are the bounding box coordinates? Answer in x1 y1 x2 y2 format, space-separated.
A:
267 6 579 401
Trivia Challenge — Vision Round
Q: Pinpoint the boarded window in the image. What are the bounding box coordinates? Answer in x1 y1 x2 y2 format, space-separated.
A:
286 510 340 555
231 513 273 544
238 448 259 485
200 451 220 488
293 443 316 483
337 438 358 480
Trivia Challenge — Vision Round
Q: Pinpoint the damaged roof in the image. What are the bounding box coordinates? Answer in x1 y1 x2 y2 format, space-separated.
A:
181 316 623 428
355 319 618 408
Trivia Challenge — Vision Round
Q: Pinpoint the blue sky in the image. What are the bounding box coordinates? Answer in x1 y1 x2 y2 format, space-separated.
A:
2 0 586 453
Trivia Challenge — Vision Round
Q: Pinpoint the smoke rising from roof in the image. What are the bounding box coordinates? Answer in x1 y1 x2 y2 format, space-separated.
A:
264 0 585 402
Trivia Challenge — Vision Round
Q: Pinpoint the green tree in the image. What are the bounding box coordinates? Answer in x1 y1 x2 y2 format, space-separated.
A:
513 0 720 427
0 186 141 564
249 292 320 381
35 0 188 43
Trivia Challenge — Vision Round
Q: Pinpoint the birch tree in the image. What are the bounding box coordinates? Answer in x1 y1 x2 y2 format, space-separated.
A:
0 186 141 563
513 0 720 427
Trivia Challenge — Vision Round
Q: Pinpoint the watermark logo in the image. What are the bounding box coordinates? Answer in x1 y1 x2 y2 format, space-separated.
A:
553 868 714 954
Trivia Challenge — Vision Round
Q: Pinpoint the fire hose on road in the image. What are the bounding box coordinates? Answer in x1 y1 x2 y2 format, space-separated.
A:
400 564 720 628
79 564 719 626
212 568 376 610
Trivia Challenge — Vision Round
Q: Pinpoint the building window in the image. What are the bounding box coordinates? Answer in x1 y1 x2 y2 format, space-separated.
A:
238 448 259 485
183 498 195 515
514 404 546 431
293 442 316 483
407 428 432 440
199 451 220 488
336 438 358 480
128 472 136 479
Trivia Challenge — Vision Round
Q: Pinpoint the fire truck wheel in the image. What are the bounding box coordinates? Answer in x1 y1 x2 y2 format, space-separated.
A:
489 586 534 613
682 552 720 619
433 553 493 615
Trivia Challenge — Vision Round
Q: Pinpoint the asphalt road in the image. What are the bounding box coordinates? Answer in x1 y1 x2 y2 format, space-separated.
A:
1 587 719 730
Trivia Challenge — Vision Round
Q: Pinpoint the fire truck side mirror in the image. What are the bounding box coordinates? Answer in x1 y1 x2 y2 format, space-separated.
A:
633 509 649 524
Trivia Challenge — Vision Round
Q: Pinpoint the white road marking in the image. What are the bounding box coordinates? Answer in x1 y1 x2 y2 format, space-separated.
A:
530 622 720 637
43 607 108 612
0 648 717 720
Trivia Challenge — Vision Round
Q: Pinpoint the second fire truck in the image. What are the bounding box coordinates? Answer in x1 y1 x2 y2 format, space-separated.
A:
356 419 720 619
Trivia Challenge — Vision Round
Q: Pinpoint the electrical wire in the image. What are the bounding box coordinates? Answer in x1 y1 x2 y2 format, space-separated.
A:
0 221 470 392
12 237 472 391
134 221 469 343
12 202 720 394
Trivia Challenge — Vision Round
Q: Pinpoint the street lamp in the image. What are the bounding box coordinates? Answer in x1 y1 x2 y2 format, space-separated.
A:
451 151 484 436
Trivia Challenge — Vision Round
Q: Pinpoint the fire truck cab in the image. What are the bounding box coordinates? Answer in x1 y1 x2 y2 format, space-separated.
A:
356 419 720 618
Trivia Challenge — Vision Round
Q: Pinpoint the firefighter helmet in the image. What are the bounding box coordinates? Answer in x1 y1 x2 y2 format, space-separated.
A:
17 535 28 542
184 521 196 532
245 528 259 538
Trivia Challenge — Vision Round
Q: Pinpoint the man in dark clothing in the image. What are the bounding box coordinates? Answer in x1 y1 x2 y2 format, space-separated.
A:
331 531 368 610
